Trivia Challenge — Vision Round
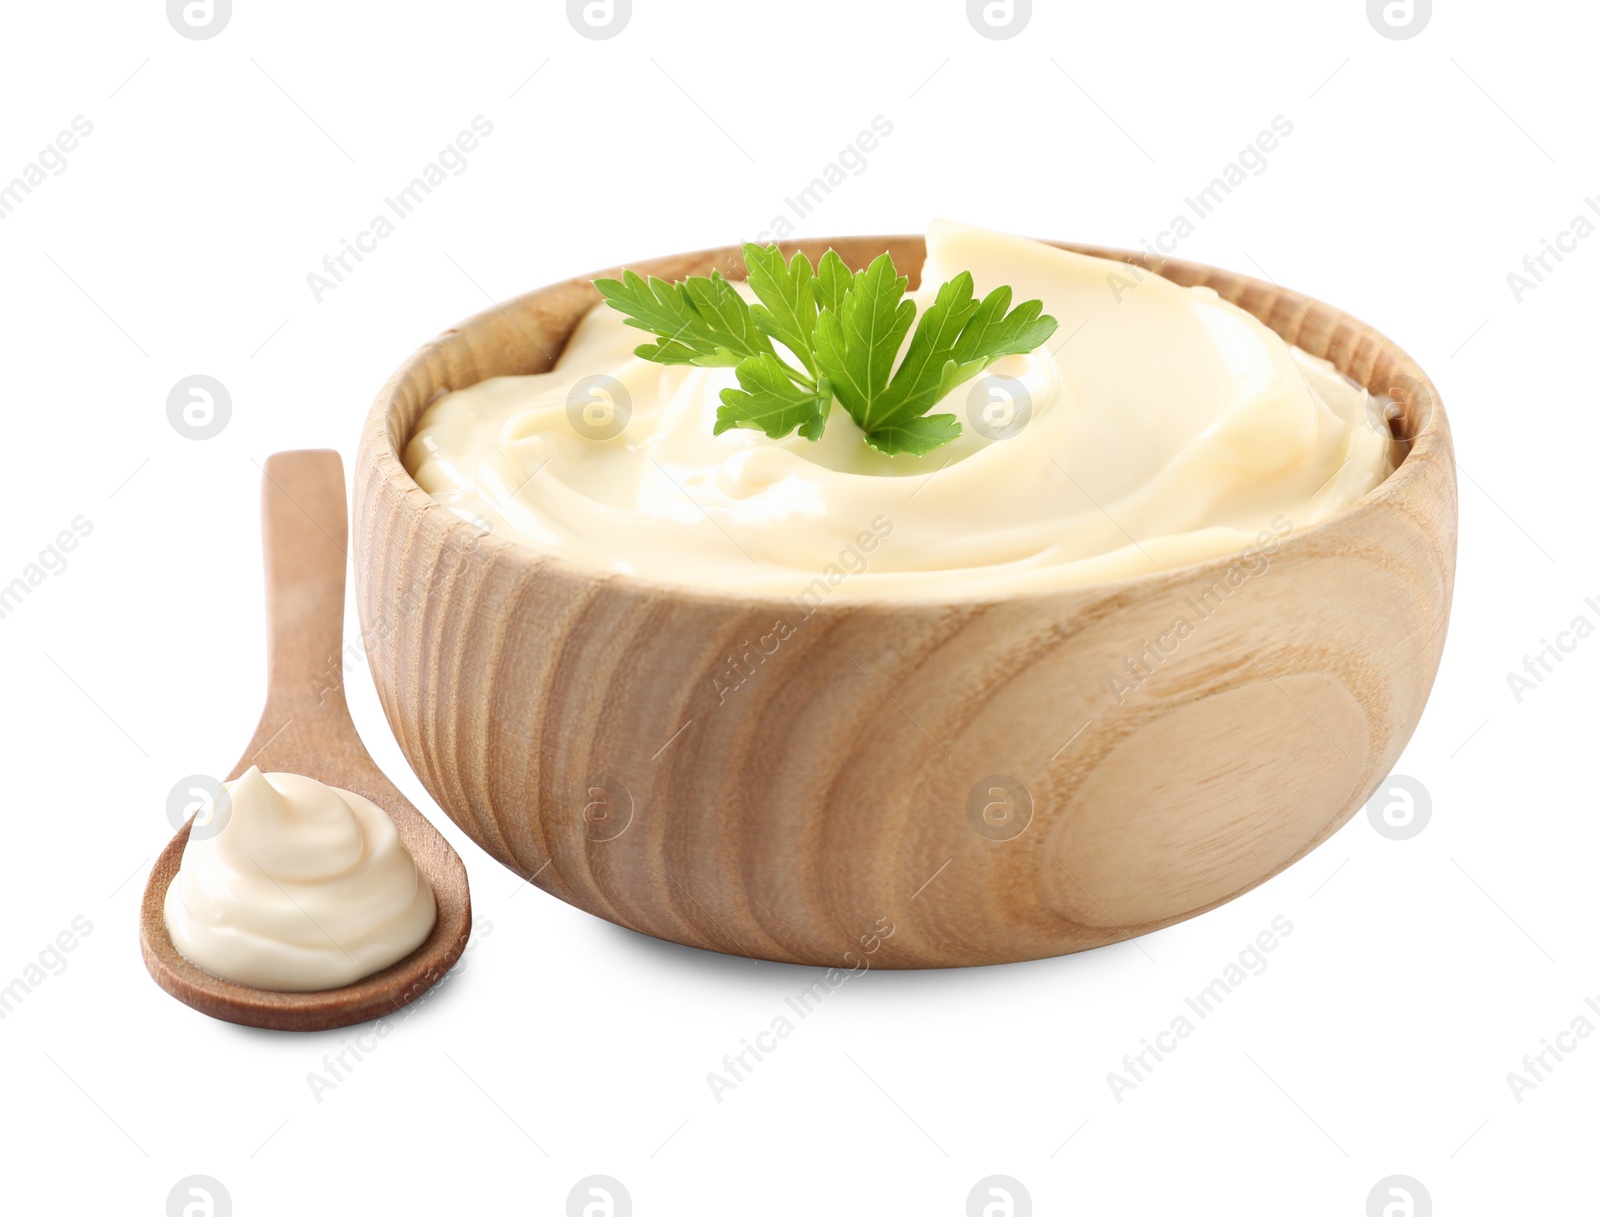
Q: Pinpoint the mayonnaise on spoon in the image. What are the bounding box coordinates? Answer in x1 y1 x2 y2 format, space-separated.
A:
164 767 436 992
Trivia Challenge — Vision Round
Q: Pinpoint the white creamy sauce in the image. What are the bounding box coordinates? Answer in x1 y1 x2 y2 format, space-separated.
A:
406 221 1393 597
164 767 436 992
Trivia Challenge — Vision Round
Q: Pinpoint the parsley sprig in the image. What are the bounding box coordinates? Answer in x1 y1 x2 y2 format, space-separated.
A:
593 244 1058 456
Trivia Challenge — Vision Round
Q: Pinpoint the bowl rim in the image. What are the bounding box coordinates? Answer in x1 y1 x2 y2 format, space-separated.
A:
359 234 1454 611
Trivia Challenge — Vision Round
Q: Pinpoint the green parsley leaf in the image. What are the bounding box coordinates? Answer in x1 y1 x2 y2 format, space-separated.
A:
812 252 916 433
592 268 768 368
715 353 830 441
939 284 1059 395
866 271 985 429
861 412 962 457
742 243 820 376
593 242 1058 457
812 249 854 316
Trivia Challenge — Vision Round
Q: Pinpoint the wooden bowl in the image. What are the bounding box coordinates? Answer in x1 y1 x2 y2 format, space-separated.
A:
353 236 1456 968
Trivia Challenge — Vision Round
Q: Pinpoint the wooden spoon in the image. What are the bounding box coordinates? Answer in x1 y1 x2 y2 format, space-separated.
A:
140 450 471 1031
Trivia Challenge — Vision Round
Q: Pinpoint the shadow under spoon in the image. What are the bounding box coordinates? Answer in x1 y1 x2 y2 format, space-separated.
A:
139 449 471 1031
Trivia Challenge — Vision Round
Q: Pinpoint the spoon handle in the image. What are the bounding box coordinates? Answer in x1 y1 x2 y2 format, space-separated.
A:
254 449 353 736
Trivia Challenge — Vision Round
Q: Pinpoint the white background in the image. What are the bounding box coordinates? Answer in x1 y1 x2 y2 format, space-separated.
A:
0 0 1594 1213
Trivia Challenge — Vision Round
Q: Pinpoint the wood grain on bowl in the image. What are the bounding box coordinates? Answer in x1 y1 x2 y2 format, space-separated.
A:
353 237 1456 968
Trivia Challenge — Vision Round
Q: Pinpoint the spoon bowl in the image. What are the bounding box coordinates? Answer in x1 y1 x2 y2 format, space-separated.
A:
140 450 471 1031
